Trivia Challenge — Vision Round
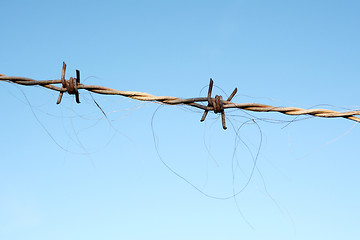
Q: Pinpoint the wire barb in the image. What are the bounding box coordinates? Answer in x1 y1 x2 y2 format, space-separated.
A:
200 78 237 130
56 62 81 104
1 62 360 128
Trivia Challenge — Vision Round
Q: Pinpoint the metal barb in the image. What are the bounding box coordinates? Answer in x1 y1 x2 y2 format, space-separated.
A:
200 78 213 122
56 62 81 104
227 88 237 102
75 70 80 103
200 78 237 130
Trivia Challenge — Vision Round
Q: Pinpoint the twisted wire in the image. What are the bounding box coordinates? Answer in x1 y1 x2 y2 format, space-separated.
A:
1 72 359 124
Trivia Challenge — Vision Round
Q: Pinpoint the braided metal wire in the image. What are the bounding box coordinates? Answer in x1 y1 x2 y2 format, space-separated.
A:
1 63 359 129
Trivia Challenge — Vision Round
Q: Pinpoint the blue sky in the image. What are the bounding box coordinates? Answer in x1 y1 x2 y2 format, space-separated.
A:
1 0 359 239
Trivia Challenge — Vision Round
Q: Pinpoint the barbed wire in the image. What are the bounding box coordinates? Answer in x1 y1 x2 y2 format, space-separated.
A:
1 62 359 129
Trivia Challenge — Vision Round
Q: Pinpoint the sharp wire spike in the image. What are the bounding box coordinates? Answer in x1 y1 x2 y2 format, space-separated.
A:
200 78 236 130
57 62 81 104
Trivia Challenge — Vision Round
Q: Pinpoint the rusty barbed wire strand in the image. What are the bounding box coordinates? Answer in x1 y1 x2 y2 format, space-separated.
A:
1 62 359 129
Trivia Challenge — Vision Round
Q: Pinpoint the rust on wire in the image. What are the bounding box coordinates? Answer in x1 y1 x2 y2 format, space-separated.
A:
0 62 360 129
57 62 80 104
200 79 238 129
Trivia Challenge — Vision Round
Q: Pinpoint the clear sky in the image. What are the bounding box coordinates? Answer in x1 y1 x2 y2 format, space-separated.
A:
1 0 359 239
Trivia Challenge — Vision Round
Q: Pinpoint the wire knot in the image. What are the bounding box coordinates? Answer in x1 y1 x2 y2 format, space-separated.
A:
212 95 224 113
200 78 237 130
57 62 81 104
65 77 78 95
